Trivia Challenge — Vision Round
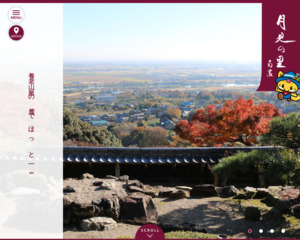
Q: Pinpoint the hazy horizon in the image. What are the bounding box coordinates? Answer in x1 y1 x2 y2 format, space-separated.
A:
64 59 261 65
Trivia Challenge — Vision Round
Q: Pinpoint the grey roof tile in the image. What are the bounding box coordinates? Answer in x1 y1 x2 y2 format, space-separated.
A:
63 147 280 165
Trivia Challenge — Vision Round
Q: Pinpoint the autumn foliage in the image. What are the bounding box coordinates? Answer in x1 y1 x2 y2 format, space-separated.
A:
166 106 182 119
175 98 282 147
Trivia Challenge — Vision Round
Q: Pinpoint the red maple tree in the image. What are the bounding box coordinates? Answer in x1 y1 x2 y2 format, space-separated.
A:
175 98 282 147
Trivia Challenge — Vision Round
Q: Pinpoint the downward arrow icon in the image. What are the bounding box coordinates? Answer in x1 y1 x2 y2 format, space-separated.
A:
147 234 154 238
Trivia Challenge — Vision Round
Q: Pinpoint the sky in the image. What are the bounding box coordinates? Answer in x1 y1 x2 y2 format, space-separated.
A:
64 3 261 63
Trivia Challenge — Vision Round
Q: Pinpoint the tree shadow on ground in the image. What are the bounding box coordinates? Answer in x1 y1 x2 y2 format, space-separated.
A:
157 198 293 239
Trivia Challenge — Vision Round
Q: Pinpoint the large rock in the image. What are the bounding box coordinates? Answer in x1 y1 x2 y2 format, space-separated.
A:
143 185 158 198
144 190 157 198
176 186 192 191
190 184 218 198
127 180 144 189
244 207 261 221
63 186 75 193
92 195 120 220
159 189 174 198
275 200 294 213
268 207 283 219
64 198 72 207
63 198 72 225
118 175 129 182
120 194 158 224
291 204 300 218
282 186 295 191
243 187 257 199
64 201 102 225
127 185 144 193
253 188 270 199
100 182 115 191
80 173 94 179
268 186 283 196
170 190 189 199
219 186 240 198
71 203 101 219
280 187 300 200
262 193 280 206
93 181 103 186
233 192 247 200
80 217 117 231
105 175 118 180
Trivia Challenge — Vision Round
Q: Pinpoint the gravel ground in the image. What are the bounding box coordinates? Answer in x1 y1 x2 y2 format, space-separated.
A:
154 197 290 239
155 197 247 238
63 179 293 239
64 195 294 239
64 196 248 239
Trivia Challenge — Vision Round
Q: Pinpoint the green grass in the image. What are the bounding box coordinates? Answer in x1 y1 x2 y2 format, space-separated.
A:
283 214 300 238
283 214 300 228
165 231 218 239
225 198 271 214
241 199 271 212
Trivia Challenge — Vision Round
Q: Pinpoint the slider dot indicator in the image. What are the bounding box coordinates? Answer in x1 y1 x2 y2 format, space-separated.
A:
270 229 275 234
248 229 252 234
281 229 285 233
259 229 263 233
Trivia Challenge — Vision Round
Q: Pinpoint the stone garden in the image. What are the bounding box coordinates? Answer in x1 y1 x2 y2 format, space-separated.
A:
63 173 300 239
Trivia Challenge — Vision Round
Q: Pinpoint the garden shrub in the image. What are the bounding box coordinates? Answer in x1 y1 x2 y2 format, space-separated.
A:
213 149 300 186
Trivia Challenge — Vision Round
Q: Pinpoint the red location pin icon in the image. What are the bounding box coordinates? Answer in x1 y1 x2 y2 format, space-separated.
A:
9 25 24 41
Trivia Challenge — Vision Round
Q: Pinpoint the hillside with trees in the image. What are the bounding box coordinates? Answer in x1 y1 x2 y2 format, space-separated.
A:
122 126 169 147
63 110 122 147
